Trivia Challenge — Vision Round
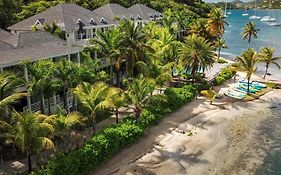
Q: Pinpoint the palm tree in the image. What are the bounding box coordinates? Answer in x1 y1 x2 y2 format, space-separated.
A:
23 60 55 114
215 38 228 60
242 22 259 47
73 82 118 133
1 111 55 173
235 48 260 94
90 28 125 85
43 21 65 40
0 72 26 162
48 107 84 152
99 89 127 124
55 60 81 112
124 76 156 121
259 47 281 79
148 27 179 65
207 8 228 38
189 18 212 41
178 34 215 83
162 9 176 34
119 20 154 76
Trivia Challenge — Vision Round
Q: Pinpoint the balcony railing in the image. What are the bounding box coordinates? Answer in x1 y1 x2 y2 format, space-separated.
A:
23 92 73 113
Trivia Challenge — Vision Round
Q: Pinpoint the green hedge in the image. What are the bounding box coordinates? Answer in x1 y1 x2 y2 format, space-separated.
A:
164 85 197 110
213 68 236 86
30 85 197 175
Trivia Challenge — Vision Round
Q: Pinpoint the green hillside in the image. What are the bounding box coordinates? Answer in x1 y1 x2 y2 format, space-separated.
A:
0 0 212 29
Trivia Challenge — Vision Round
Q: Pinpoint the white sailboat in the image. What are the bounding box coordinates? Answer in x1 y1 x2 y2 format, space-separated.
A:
242 9 249 16
224 0 228 17
224 0 232 17
261 0 276 22
249 0 261 19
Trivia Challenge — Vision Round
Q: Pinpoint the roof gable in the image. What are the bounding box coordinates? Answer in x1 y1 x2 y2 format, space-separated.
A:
8 3 115 33
128 4 162 20
93 3 134 21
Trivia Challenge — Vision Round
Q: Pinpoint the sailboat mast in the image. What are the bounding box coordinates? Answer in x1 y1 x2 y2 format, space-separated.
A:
225 0 227 15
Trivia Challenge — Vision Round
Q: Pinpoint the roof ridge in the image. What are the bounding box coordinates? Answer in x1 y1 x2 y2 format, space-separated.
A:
60 3 66 28
107 4 115 19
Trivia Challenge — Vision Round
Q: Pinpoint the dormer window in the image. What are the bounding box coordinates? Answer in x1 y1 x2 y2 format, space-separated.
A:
154 13 158 18
77 19 82 24
122 15 126 19
100 17 107 24
89 18 95 23
137 15 142 20
149 13 153 19
34 19 45 26
159 14 163 18
89 18 96 25
130 15 134 20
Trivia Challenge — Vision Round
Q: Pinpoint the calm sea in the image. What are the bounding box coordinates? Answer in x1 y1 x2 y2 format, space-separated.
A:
223 9 281 174
222 9 281 80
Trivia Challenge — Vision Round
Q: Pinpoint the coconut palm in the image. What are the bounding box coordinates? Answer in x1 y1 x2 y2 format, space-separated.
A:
235 48 260 94
162 9 177 34
98 89 127 124
90 28 125 85
189 18 212 41
259 47 281 79
23 60 55 114
136 61 173 92
123 76 156 121
242 22 259 47
148 27 179 64
2 111 55 173
207 8 228 38
0 72 26 110
73 82 118 133
0 72 26 162
119 20 154 76
215 38 228 60
55 60 81 112
178 34 215 83
47 107 83 152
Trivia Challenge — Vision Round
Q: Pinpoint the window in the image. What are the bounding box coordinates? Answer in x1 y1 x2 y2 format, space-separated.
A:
130 15 134 20
66 34 69 37
77 19 82 24
100 17 106 24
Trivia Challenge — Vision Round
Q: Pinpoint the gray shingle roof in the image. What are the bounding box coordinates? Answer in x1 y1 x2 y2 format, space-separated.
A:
93 3 135 21
128 4 163 20
8 3 115 33
0 31 82 67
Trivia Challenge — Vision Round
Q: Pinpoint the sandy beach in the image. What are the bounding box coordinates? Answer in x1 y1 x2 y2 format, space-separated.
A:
92 84 281 175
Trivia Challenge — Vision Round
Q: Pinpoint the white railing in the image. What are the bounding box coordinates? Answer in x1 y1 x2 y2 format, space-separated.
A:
23 93 73 113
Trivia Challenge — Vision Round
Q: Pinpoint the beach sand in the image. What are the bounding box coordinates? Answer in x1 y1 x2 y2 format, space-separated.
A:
92 87 281 175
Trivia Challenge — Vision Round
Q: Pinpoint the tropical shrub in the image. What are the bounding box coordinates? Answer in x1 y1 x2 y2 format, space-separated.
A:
213 68 235 86
29 85 198 175
165 84 196 110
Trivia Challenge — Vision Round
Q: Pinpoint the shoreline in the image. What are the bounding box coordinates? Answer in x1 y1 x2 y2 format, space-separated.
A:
92 89 281 175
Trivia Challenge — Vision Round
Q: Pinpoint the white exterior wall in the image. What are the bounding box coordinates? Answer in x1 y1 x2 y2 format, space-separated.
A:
66 32 76 45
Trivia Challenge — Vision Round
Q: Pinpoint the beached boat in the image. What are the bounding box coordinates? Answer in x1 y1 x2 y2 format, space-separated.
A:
225 90 245 99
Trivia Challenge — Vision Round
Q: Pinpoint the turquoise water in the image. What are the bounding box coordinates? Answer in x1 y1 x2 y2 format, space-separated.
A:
222 9 281 80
